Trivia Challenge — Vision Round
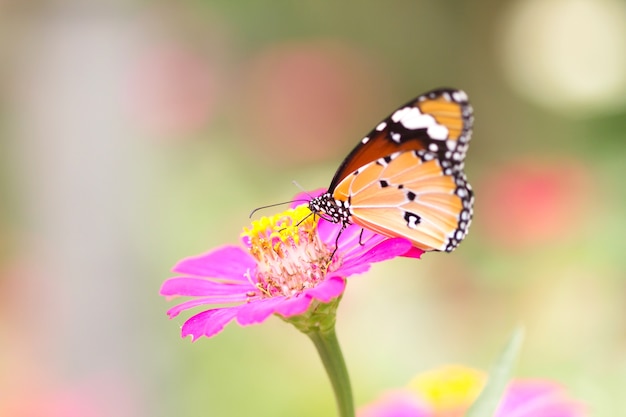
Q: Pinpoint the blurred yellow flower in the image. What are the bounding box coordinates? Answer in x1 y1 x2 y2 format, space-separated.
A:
408 365 486 416
359 365 586 417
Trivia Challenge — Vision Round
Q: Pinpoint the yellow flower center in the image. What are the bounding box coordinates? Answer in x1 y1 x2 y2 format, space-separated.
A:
242 204 333 298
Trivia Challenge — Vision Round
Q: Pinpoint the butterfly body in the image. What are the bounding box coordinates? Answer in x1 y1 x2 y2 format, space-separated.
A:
308 88 474 253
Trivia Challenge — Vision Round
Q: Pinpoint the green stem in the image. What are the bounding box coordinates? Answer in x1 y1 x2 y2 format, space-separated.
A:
307 326 355 417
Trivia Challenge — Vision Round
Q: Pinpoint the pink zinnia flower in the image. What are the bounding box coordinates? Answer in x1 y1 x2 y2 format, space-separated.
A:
160 192 422 340
358 365 587 417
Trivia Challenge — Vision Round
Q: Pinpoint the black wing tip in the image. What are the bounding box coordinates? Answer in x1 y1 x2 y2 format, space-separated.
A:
420 87 470 103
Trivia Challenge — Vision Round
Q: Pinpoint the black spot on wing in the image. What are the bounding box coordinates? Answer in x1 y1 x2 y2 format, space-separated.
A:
403 211 421 229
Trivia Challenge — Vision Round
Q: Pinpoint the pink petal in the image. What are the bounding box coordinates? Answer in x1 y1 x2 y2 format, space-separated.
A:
181 307 240 340
322 223 388 260
345 225 386 249
173 245 255 281
358 390 429 417
402 247 424 259
166 294 246 318
317 217 344 244
331 262 372 278
240 234 251 248
304 276 346 302
160 277 253 297
497 380 587 417
273 294 315 317
359 238 413 263
337 225 376 248
338 238 413 276
235 297 287 325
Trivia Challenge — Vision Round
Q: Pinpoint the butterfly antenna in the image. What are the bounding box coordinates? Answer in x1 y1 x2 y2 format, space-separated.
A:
249 180 317 218
249 199 309 218
292 180 315 199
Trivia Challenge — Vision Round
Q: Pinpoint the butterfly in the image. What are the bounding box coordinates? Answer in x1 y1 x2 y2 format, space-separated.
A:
308 87 474 253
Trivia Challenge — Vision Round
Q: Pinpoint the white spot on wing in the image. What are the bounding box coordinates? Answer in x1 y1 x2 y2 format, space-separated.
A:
392 107 449 139
361 137 370 144
375 122 387 131
391 107 412 123
427 124 448 140
452 90 468 102
377 157 390 166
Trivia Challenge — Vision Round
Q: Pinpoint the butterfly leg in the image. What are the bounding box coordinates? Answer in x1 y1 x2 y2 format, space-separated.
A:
328 224 347 262
329 230 341 261
358 228 365 246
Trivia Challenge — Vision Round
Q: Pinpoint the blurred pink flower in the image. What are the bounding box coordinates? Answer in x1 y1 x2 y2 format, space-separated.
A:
358 365 586 417
497 380 586 417
0 373 138 417
479 158 591 248
127 42 218 137
240 40 387 164
160 191 422 340
359 391 429 417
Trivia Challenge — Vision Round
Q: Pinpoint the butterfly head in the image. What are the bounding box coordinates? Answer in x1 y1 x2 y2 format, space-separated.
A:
308 192 352 227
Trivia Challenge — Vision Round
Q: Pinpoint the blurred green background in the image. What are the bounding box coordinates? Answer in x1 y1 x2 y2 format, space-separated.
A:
1 0 625 416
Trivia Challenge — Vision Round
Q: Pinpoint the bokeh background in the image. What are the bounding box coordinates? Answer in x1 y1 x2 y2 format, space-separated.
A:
1 0 625 416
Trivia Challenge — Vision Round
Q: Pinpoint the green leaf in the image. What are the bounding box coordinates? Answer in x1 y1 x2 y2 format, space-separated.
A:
464 326 525 417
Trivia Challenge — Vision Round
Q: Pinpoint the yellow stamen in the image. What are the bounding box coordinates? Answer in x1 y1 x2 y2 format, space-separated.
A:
242 204 333 299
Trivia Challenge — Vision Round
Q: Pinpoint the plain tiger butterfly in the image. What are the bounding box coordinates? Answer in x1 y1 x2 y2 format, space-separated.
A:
308 87 474 253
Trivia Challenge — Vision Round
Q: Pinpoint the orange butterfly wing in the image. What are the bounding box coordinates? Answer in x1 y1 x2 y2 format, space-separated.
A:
332 151 472 251
328 89 472 190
